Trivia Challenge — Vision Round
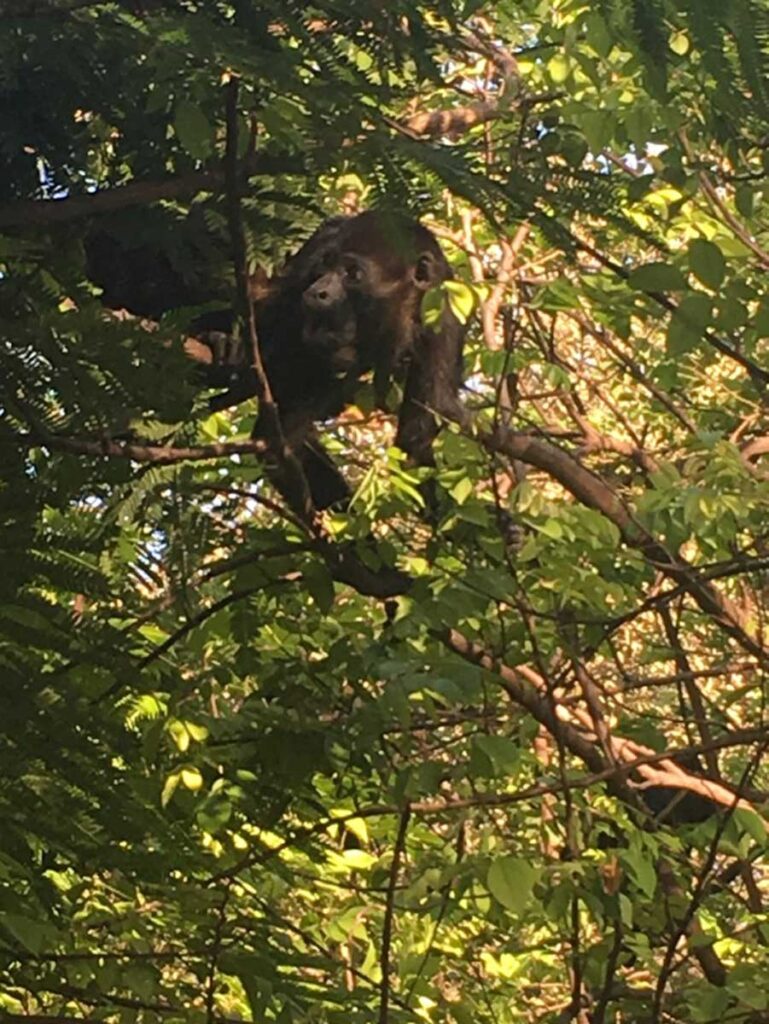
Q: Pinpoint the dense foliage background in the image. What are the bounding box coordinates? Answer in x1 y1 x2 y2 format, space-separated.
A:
3 1 769 1021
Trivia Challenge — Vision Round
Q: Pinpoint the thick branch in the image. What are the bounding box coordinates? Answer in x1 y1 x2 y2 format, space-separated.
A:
0 152 297 230
0 171 222 229
441 628 610 777
485 427 767 662
442 628 767 823
741 435 769 461
399 91 560 139
403 101 501 138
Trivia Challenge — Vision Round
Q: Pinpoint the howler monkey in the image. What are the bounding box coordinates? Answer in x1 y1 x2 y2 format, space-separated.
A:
88 210 468 510
196 211 468 508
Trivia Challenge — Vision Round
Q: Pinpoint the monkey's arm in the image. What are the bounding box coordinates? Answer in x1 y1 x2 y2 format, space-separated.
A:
395 307 467 465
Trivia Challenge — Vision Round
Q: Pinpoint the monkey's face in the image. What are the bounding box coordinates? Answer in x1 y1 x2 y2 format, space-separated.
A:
301 250 408 373
294 212 452 376
301 304 359 370
298 252 371 369
302 252 387 310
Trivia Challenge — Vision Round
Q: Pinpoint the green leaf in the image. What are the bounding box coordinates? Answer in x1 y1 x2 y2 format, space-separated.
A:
421 286 445 327
1 914 47 954
341 815 369 845
440 431 479 467
122 965 158 1000
304 562 335 613
732 807 767 846
197 793 233 833
622 836 657 897
581 110 614 152
676 293 713 328
669 30 689 55
444 280 476 325
736 185 754 219
450 477 474 504
174 101 213 160
161 771 181 807
534 279 581 312
628 262 687 292
168 719 190 752
341 848 375 870
539 518 564 539
585 14 612 57
666 294 712 354
624 105 652 148
0 605 53 632
717 295 748 331
487 857 539 913
547 54 571 84
186 722 209 743
473 735 521 774
221 953 276 1009
754 297 769 336
688 239 726 290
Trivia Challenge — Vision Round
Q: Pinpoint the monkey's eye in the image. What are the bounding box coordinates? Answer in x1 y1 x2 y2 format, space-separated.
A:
415 253 434 282
344 262 363 283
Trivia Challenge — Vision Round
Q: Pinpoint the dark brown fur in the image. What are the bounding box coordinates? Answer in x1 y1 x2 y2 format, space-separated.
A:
89 210 468 509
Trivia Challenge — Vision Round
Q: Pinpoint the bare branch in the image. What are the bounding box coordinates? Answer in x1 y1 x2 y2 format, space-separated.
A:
378 805 410 1024
9 432 266 464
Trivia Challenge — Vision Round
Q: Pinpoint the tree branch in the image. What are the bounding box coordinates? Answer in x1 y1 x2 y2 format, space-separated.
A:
378 805 410 1024
9 432 266 464
484 426 768 662
441 627 768 823
0 153 297 229
223 75 313 522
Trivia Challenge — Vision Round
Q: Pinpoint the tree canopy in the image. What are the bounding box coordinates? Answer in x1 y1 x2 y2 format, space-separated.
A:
3 1 769 1021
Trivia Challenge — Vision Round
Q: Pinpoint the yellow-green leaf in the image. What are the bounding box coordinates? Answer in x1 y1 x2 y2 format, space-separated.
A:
444 280 476 325
161 771 181 807
548 54 571 84
180 767 204 792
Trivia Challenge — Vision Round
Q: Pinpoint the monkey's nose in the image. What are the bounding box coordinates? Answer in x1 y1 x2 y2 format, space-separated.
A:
306 286 331 307
304 275 343 310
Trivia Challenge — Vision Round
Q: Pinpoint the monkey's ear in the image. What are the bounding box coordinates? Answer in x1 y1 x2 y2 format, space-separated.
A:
412 251 439 290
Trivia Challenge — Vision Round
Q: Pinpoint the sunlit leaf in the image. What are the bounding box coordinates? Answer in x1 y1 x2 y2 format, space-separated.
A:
487 857 539 913
444 280 477 325
180 767 204 792
628 262 687 292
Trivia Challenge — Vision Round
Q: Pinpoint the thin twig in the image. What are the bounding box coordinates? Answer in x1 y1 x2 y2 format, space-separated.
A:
222 75 313 520
651 745 768 1013
94 583 289 702
205 883 233 1023
379 804 411 1024
0 157 293 229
